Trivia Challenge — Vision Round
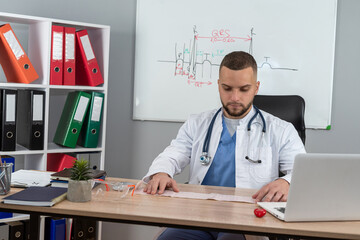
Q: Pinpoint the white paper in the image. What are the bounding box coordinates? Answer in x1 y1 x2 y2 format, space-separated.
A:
3 30 24 60
65 33 75 60
91 96 103 122
52 31 63 60
5 94 16 122
33 94 43 121
11 170 54 187
134 188 254 203
74 96 89 121
80 35 95 61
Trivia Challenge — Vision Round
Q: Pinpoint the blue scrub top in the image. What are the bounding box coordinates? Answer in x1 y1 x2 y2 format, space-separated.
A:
202 116 236 187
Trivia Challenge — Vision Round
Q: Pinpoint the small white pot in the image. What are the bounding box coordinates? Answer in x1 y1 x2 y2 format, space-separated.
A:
67 179 92 202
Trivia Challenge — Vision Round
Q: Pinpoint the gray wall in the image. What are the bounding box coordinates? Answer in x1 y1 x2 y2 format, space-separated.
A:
1 0 360 239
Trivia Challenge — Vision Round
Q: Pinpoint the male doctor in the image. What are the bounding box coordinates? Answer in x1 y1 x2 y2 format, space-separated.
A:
143 51 305 240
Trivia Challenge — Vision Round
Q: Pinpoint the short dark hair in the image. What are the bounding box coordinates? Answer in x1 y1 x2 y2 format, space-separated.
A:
219 51 257 76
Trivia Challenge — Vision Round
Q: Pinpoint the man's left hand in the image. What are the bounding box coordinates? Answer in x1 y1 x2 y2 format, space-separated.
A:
252 178 290 203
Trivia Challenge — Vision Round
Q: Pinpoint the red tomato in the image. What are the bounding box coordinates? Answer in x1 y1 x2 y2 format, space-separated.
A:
254 208 267 218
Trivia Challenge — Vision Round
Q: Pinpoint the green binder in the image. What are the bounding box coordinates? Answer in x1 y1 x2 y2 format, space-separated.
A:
78 92 104 148
53 91 91 148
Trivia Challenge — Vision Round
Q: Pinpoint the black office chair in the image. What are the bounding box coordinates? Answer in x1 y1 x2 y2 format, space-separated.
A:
253 95 306 144
253 95 305 240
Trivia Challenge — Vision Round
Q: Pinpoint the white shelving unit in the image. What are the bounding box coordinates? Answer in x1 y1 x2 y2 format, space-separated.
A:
0 12 110 239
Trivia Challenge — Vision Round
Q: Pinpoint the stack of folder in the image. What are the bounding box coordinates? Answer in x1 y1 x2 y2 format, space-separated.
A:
53 91 104 148
50 168 106 188
0 88 45 151
50 25 104 86
0 23 39 84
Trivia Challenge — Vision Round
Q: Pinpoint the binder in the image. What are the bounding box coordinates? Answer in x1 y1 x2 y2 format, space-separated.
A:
16 89 45 150
50 25 64 85
53 91 91 148
63 27 76 85
0 211 13 219
0 223 9 240
47 153 76 172
1 155 15 172
71 218 96 240
0 24 39 84
89 152 101 170
0 89 17 151
75 30 104 86
20 220 30 240
45 217 66 240
78 92 104 148
6 221 24 240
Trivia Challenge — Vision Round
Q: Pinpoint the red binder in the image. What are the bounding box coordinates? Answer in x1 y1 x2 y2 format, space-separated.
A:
75 29 104 86
50 25 64 85
47 153 76 172
0 23 39 84
63 27 76 85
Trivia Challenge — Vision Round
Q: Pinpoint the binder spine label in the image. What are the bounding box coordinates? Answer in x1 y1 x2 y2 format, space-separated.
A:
52 31 63 60
91 96 103 122
65 33 75 60
74 96 89 121
4 30 25 60
6 94 16 122
80 35 95 61
33 95 44 121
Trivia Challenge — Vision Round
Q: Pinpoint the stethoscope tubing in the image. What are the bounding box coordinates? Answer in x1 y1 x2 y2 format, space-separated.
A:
200 106 266 165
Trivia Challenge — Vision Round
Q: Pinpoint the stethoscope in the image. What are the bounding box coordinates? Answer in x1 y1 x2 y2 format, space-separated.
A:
199 105 266 166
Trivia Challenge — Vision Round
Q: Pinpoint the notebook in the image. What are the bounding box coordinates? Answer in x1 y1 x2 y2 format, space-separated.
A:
2 186 67 206
257 153 360 222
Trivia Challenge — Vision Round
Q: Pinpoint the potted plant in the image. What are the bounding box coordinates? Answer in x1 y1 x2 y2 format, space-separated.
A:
67 159 92 202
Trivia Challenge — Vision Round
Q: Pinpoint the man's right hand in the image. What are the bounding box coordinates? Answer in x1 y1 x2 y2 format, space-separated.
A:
143 172 179 195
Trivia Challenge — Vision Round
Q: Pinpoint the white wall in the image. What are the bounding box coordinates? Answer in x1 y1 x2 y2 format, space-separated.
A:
1 0 360 239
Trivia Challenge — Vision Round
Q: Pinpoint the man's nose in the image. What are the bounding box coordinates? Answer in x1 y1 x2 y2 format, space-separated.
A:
230 90 241 101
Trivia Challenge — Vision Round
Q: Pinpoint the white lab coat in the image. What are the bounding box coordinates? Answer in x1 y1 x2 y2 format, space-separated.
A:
143 106 306 189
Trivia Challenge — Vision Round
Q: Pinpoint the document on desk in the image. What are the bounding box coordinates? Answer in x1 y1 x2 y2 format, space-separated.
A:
134 189 255 203
11 170 54 187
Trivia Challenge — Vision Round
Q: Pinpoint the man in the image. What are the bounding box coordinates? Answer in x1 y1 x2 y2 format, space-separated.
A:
143 51 306 240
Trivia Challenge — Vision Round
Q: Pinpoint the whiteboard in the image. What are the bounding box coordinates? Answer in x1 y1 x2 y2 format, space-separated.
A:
134 0 337 129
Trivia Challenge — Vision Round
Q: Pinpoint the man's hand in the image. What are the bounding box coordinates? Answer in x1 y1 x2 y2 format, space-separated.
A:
252 178 290 203
143 172 179 195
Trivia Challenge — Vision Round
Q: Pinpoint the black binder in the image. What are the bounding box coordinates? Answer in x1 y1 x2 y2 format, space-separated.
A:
20 220 30 240
16 89 45 150
71 218 96 240
0 89 17 151
6 221 24 240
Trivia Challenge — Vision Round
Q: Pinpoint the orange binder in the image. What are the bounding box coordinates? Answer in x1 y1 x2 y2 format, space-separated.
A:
63 27 76 85
0 24 39 84
47 153 76 172
50 25 64 85
75 29 104 86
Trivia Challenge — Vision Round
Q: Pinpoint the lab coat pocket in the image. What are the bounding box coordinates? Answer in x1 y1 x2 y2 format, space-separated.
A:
249 147 276 181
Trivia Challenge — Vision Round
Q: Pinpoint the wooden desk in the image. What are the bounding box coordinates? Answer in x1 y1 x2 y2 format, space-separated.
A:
1 178 360 240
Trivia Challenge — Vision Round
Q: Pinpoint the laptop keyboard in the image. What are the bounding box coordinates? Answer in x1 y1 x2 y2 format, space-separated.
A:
275 207 286 213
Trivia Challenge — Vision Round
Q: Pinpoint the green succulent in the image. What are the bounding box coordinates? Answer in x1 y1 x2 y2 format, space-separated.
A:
70 159 92 181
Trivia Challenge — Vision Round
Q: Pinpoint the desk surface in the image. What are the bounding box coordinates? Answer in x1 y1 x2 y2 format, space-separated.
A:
1 178 360 239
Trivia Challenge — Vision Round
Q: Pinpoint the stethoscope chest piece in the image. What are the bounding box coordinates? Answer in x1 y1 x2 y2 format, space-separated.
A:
200 153 211 166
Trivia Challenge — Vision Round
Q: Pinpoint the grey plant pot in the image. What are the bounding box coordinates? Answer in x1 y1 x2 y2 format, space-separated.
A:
67 179 92 202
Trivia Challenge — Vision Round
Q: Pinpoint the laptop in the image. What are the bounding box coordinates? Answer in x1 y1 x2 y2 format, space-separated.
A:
257 153 360 222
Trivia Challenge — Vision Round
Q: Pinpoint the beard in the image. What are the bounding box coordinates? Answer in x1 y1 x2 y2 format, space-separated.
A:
222 101 252 118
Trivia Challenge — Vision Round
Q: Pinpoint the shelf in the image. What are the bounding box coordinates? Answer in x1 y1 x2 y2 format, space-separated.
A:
0 214 30 223
47 143 102 153
0 11 109 239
